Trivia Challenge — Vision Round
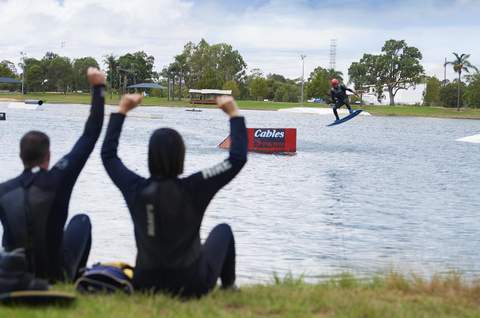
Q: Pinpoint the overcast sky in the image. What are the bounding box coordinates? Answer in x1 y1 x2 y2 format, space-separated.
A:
0 0 479 81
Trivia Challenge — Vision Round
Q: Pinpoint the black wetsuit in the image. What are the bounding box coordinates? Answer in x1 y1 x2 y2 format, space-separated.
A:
330 84 354 120
101 114 247 297
0 85 105 282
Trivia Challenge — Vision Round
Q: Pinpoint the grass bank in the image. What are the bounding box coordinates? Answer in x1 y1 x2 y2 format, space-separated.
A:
2 92 480 119
1 273 480 317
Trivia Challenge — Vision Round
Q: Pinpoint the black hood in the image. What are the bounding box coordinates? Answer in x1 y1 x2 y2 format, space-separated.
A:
148 128 185 178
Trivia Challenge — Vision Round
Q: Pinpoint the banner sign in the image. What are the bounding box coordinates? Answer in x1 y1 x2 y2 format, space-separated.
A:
219 128 296 154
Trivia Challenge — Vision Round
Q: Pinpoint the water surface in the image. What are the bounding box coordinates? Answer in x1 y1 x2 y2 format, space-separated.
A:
1 103 479 283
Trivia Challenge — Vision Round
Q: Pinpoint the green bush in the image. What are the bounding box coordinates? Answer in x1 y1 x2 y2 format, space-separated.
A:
465 74 480 108
439 81 465 108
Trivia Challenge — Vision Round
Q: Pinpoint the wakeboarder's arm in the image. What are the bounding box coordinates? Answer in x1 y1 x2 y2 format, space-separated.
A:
330 89 336 103
346 87 357 95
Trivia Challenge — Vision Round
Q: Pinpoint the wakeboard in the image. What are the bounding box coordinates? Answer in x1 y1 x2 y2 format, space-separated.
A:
327 110 363 127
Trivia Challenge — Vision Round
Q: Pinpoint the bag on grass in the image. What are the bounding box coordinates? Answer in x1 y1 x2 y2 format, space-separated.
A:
0 249 75 306
75 262 134 294
0 248 48 294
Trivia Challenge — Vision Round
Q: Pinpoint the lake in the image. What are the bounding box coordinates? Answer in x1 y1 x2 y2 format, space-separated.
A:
1 102 479 284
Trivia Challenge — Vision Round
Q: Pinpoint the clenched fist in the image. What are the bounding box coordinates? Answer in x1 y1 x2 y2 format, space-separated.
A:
87 67 106 86
118 94 144 115
216 96 240 118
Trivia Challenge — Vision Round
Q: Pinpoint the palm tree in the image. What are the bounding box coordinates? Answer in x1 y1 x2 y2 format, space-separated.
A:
103 54 118 98
327 69 344 82
445 53 478 111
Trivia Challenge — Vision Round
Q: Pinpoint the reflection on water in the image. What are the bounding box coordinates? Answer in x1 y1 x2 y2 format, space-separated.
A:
1 103 480 283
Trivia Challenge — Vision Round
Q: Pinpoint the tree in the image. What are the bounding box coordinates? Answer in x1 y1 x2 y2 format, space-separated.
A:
326 69 343 82
348 60 370 102
0 60 18 91
165 39 247 93
440 80 466 108
265 77 283 100
23 58 45 92
44 55 73 94
305 66 330 101
423 76 441 106
267 73 287 83
465 73 480 108
173 53 189 100
118 51 155 89
348 40 424 105
0 60 17 77
104 54 119 93
222 80 240 98
72 57 99 91
26 64 45 92
445 53 478 111
249 77 268 100
274 84 299 102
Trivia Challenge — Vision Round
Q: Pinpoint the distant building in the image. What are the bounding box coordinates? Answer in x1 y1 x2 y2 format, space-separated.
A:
360 84 426 105
189 89 232 105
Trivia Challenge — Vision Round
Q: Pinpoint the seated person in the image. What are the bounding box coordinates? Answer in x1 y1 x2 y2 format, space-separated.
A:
101 95 247 297
0 68 106 282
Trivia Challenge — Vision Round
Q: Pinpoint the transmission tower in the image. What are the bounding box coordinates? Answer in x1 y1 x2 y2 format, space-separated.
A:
329 39 337 70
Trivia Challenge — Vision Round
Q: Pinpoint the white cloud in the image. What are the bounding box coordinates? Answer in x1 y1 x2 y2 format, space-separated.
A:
1 0 479 82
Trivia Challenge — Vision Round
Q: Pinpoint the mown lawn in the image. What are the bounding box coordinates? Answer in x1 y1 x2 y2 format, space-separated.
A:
1 273 480 317
362 104 480 120
2 92 480 119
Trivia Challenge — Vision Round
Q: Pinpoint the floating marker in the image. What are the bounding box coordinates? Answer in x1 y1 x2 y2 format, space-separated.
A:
25 100 44 105
219 128 296 155
0 112 5 120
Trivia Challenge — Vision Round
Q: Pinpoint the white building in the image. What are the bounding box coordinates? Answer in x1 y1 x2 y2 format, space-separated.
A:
361 84 426 105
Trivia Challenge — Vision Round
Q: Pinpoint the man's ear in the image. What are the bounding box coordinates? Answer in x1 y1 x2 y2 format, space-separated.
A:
41 150 51 169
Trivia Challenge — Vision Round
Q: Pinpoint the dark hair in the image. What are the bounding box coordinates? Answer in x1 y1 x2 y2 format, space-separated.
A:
20 131 50 168
148 128 185 177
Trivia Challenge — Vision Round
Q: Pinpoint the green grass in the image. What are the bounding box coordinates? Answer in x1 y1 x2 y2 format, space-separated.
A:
2 92 480 119
2 273 480 317
362 104 480 120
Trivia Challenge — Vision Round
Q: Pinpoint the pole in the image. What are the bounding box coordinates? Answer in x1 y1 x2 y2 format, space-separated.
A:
168 77 171 101
20 51 26 95
444 57 447 86
300 54 306 105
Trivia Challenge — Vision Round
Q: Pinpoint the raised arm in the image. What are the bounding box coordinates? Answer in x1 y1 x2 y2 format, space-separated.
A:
101 94 145 204
343 84 358 96
51 68 105 187
185 96 247 203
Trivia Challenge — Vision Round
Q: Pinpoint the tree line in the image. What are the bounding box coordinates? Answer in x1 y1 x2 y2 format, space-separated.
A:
1 38 478 108
424 53 479 110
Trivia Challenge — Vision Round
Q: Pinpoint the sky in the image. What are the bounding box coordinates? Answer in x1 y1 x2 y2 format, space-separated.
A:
0 0 479 81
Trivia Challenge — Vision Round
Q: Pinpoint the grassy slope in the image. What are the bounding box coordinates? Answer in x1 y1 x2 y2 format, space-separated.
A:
2 92 480 119
1 273 480 318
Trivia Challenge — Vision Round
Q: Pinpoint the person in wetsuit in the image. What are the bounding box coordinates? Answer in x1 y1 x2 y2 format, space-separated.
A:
101 94 247 297
330 78 358 121
0 68 106 282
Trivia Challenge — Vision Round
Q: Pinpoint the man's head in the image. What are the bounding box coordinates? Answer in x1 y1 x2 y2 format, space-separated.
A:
331 79 340 87
20 131 51 169
148 128 185 178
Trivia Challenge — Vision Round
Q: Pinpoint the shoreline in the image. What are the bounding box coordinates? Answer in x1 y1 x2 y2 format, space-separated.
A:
1 272 479 317
2 95 480 120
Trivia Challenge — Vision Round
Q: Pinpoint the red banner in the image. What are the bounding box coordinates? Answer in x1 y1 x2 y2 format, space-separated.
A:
219 128 296 154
